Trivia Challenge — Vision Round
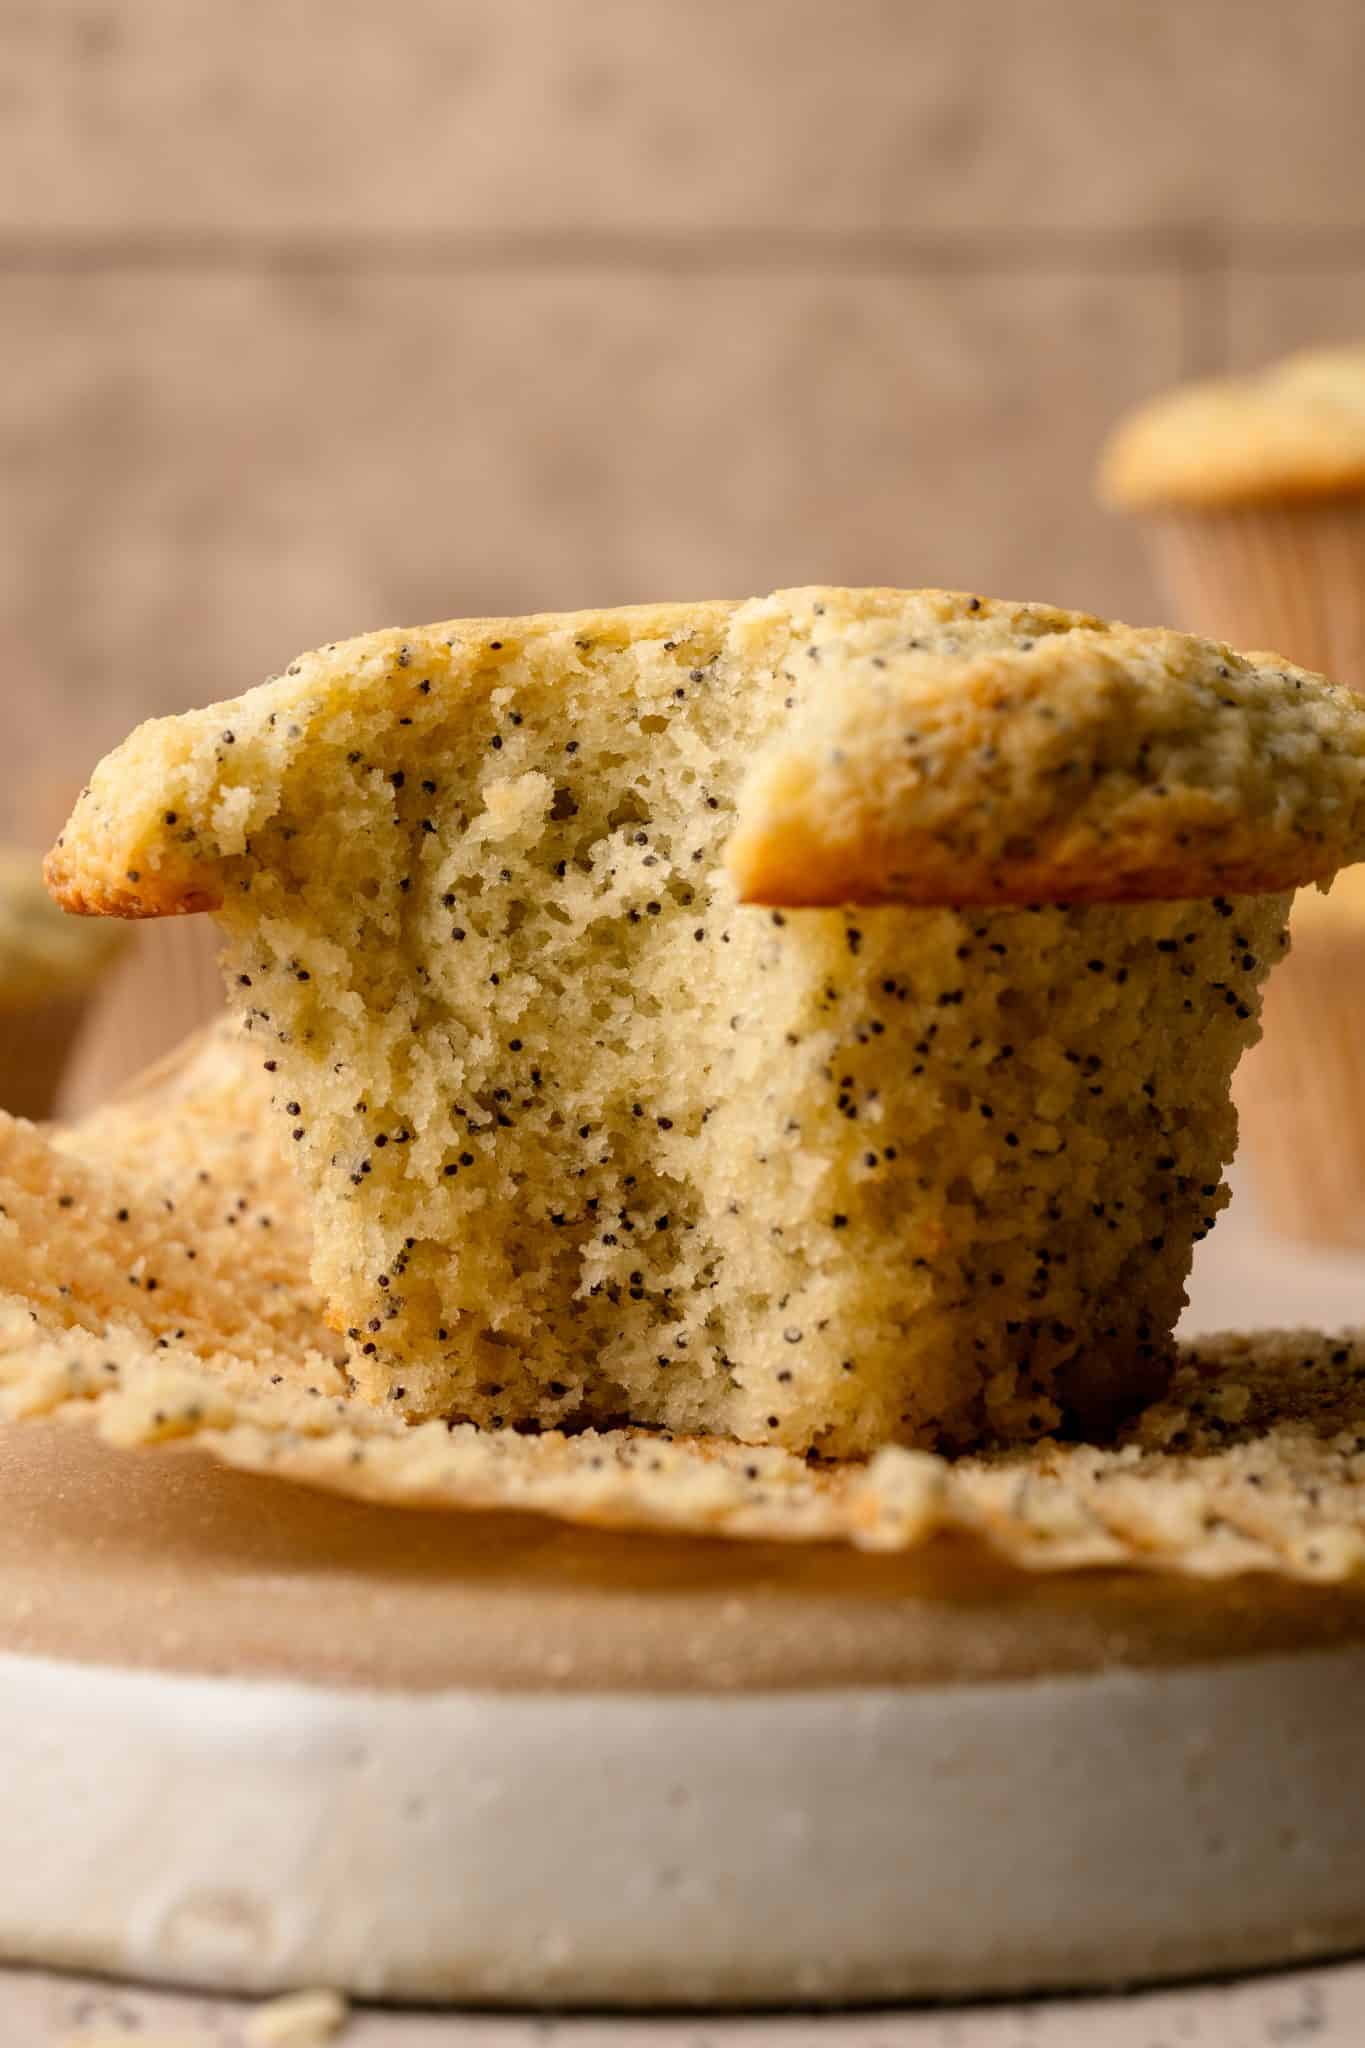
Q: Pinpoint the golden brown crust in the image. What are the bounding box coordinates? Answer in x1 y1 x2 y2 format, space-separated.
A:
42 859 221 919
45 588 1365 918
1100 346 1365 510
730 844 1347 910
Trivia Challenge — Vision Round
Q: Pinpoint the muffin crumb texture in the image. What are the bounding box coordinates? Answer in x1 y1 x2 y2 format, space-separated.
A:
43 588 1365 1453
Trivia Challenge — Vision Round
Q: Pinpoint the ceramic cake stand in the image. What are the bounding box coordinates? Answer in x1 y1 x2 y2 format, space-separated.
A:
2 1417 1364 2008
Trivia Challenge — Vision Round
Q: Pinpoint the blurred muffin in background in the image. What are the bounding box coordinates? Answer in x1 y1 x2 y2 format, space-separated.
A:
1102 349 1365 1251
57 916 226 1118
0 847 126 1119
1099 345 1365 688
1245 869 1365 1251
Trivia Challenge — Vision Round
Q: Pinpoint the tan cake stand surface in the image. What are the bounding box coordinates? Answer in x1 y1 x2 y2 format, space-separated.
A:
4 1416 1365 2014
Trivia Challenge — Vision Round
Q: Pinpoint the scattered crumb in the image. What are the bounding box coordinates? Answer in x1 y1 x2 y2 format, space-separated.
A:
244 1987 348 2046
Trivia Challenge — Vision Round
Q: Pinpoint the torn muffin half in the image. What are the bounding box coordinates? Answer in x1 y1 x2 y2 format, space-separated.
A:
45 588 1365 1456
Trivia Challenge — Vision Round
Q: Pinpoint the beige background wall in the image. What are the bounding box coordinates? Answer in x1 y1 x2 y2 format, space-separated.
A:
4 0 1365 847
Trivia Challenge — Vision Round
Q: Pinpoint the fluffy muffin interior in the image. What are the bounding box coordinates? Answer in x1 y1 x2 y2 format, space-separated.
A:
166 610 1289 1455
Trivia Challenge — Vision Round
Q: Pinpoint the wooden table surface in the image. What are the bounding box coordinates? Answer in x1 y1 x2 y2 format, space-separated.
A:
8 1173 1365 2046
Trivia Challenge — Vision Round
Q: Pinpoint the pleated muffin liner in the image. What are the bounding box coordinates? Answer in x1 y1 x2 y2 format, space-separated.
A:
1234 912 1365 1252
1142 496 1365 1251
1146 497 1365 688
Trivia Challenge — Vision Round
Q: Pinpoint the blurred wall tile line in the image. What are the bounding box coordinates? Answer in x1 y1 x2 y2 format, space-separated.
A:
3 225 1365 276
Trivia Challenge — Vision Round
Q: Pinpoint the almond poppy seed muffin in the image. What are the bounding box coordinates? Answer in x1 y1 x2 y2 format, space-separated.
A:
1098 348 1365 704
1100 346 1365 514
44 589 1365 1454
1102 352 1365 1253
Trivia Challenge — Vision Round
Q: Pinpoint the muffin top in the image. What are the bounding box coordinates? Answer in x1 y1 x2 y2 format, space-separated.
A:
44 588 1365 915
0 847 124 1011
725 595 1365 905
1099 346 1365 511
